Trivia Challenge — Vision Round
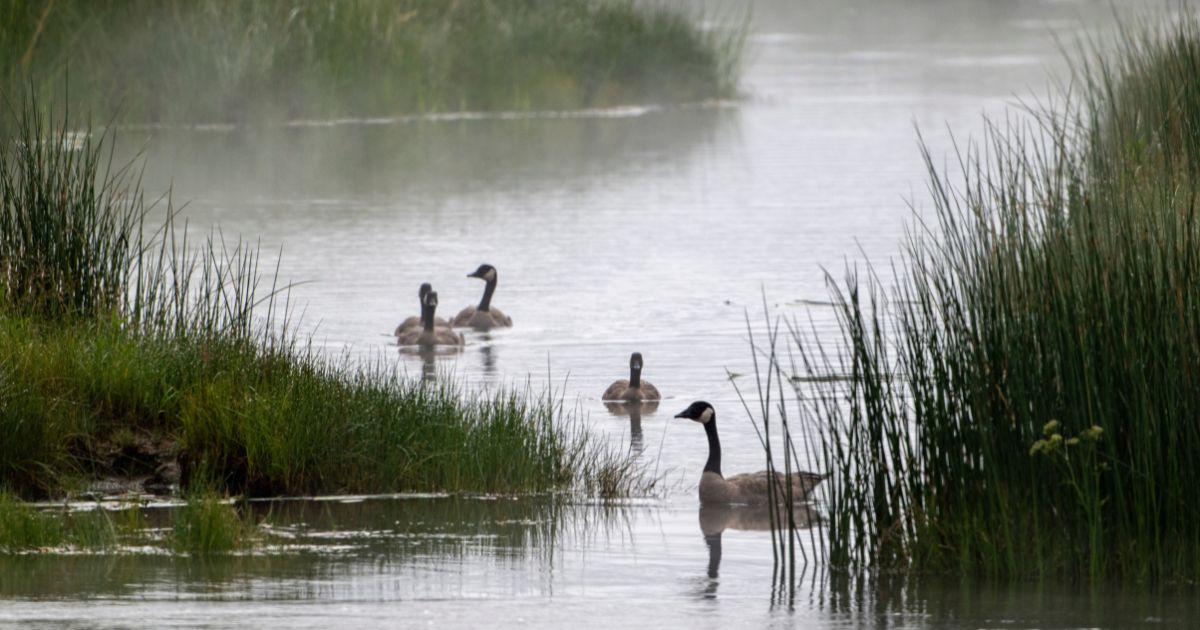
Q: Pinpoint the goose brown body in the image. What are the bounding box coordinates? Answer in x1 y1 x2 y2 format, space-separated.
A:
602 352 661 402
452 264 513 331
675 401 827 505
452 305 512 330
698 470 826 506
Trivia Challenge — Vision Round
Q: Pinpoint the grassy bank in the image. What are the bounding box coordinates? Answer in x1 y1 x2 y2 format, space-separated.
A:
2 0 741 124
764 14 1200 582
0 311 630 498
0 97 648 501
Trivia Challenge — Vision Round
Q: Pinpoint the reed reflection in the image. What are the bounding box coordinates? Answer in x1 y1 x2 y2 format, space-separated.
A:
603 400 657 453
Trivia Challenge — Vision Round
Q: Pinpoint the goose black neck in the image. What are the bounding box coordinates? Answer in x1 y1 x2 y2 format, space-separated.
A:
478 279 496 312
629 364 641 388
703 419 721 476
422 302 435 332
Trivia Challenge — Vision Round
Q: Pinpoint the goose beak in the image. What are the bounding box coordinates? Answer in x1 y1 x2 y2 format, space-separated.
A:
673 410 689 419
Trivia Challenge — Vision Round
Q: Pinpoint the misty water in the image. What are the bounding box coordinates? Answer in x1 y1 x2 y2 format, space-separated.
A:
5 1 1198 627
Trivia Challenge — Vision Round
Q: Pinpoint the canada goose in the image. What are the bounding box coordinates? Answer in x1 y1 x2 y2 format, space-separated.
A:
397 290 464 348
395 283 451 336
674 401 826 505
452 264 513 331
602 352 661 402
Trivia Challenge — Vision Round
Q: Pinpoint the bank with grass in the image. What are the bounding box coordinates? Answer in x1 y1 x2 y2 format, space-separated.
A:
780 14 1200 582
2 0 742 124
0 99 648 502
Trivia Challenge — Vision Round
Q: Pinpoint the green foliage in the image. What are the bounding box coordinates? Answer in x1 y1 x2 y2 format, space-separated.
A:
782 13 1200 582
1 0 741 123
0 311 633 496
0 96 142 320
168 488 255 554
0 491 119 551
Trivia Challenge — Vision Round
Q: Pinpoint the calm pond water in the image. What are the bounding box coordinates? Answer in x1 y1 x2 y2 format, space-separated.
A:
6 0 1195 627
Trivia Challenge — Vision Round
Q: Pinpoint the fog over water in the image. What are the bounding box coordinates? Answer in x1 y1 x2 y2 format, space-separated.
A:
6 1 1195 627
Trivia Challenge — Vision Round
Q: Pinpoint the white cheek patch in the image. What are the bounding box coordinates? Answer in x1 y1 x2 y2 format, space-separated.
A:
699 408 714 424
485 269 497 281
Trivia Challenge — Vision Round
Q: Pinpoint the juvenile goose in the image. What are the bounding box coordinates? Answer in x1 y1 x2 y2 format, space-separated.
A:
602 352 661 402
675 401 826 505
395 283 451 336
452 264 513 331
397 290 464 348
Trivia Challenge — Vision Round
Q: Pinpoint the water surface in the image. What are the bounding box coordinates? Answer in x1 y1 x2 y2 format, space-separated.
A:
9 0 1195 627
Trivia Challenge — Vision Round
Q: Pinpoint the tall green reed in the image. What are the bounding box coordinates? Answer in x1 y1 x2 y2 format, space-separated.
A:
771 13 1200 582
0 94 140 320
0 93 287 340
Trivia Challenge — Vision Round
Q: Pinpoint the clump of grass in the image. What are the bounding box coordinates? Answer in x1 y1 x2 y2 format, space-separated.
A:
168 488 255 554
0 94 142 320
0 492 64 551
0 491 120 551
781 12 1200 582
3 0 742 124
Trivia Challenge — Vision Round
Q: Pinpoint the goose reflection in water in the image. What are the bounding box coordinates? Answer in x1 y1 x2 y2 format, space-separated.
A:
697 503 817 600
603 400 657 453
477 332 497 376
399 345 463 382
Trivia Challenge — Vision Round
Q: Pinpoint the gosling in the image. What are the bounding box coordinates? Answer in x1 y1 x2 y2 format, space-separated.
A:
452 264 513 331
397 290 464 348
602 352 661 402
395 283 451 336
674 401 826 505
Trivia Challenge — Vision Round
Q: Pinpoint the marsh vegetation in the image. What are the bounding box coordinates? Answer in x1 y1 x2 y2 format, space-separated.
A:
759 13 1200 582
2 0 741 124
0 96 652 504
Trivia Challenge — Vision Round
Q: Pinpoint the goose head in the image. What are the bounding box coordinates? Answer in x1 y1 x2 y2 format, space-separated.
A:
675 400 715 424
630 352 643 372
418 282 432 299
467 263 498 283
425 289 439 311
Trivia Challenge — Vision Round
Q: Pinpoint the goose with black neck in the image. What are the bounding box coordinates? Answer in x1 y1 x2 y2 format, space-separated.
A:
603 352 661 402
398 290 464 348
453 264 513 331
674 401 826 505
